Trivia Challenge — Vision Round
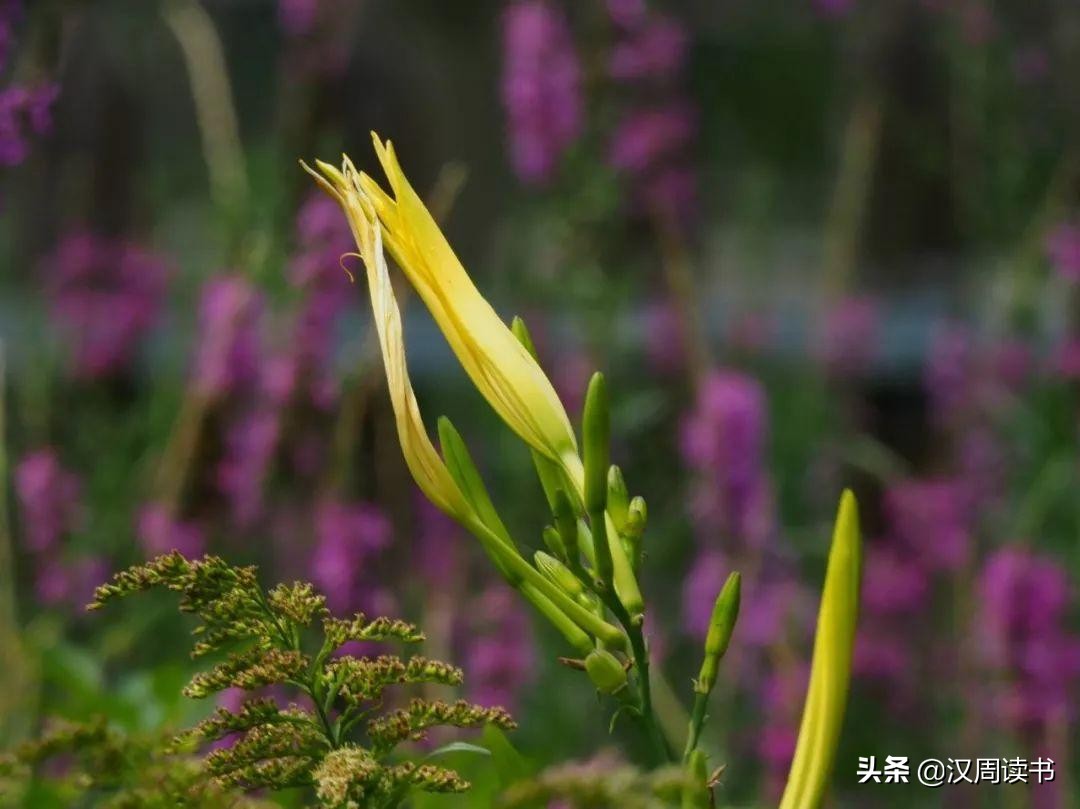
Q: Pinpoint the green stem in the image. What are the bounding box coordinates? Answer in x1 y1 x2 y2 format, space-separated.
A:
683 691 709 762
626 621 671 764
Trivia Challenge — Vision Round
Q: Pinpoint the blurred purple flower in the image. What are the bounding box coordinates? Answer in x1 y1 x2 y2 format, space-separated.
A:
278 193 356 409
978 548 1080 732
812 0 855 17
608 102 697 176
191 275 264 399
0 0 20 71
641 296 686 374
34 553 106 612
1013 45 1050 83
551 348 592 418
44 231 169 379
681 370 773 545
1045 223 1080 284
860 546 928 615
884 478 973 572
816 295 878 376
925 323 976 422
1051 337 1080 381
465 585 534 711
0 82 57 167
216 409 280 528
278 0 318 37
501 0 583 184
15 450 80 553
415 493 463 588
136 503 205 559
681 549 729 639
608 15 687 82
310 499 392 613
605 0 647 30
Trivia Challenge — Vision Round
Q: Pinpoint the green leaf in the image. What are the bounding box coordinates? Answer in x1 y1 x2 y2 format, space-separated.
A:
425 741 492 760
481 724 529 788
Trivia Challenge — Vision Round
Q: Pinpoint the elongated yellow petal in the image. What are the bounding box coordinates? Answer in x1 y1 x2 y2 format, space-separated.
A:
355 207 473 522
779 490 862 809
362 133 579 465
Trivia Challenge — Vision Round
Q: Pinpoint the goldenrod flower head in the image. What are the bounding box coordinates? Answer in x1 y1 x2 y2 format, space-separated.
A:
779 490 862 809
311 134 578 468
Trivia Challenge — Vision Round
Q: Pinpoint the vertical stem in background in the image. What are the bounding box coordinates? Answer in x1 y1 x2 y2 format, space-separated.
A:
653 213 710 393
821 93 882 301
0 344 36 744
164 0 249 220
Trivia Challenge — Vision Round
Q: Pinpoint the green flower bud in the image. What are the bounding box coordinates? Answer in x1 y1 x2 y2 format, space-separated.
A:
582 373 611 516
584 650 627 695
696 572 741 695
542 525 567 560
625 496 647 537
510 315 539 360
535 551 586 599
607 465 630 533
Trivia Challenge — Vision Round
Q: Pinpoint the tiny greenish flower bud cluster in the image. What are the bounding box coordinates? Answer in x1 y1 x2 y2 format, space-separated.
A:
0 717 276 808
498 751 691 809
81 552 517 809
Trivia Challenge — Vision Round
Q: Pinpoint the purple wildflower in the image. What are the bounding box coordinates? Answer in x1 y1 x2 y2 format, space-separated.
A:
925 323 976 422
190 275 264 399
1045 223 1080 284
310 499 392 613
812 0 855 17
414 493 462 588
465 585 535 711
215 409 280 528
884 479 973 573
641 296 686 374
816 295 879 376
608 102 697 176
608 14 687 82
14 450 81 553
977 548 1080 735
34 554 110 612
43 231 169 379
278 0 319 37
681 549 730 639
501 0 583 185
681 370 773 546
277 192 356 409
0 82 57 167
136 503 205 559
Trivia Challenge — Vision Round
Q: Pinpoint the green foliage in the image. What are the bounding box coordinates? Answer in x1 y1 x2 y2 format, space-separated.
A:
0 716 275 808
4 552 516 808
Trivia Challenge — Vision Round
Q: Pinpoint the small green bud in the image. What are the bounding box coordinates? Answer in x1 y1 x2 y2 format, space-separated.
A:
625 496 647 537
697 572 741 695
607 465 630 533
535 551 585 599
584 650 627 695
510 315 539 360
582 373 611 516
542 526 567 560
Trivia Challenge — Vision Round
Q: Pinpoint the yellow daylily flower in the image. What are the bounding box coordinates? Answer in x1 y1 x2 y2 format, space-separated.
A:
346 196 473 523
779 490 862 809
325 134 579 470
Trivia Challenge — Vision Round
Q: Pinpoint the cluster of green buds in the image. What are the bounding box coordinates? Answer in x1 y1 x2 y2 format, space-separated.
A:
306 137 864 807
